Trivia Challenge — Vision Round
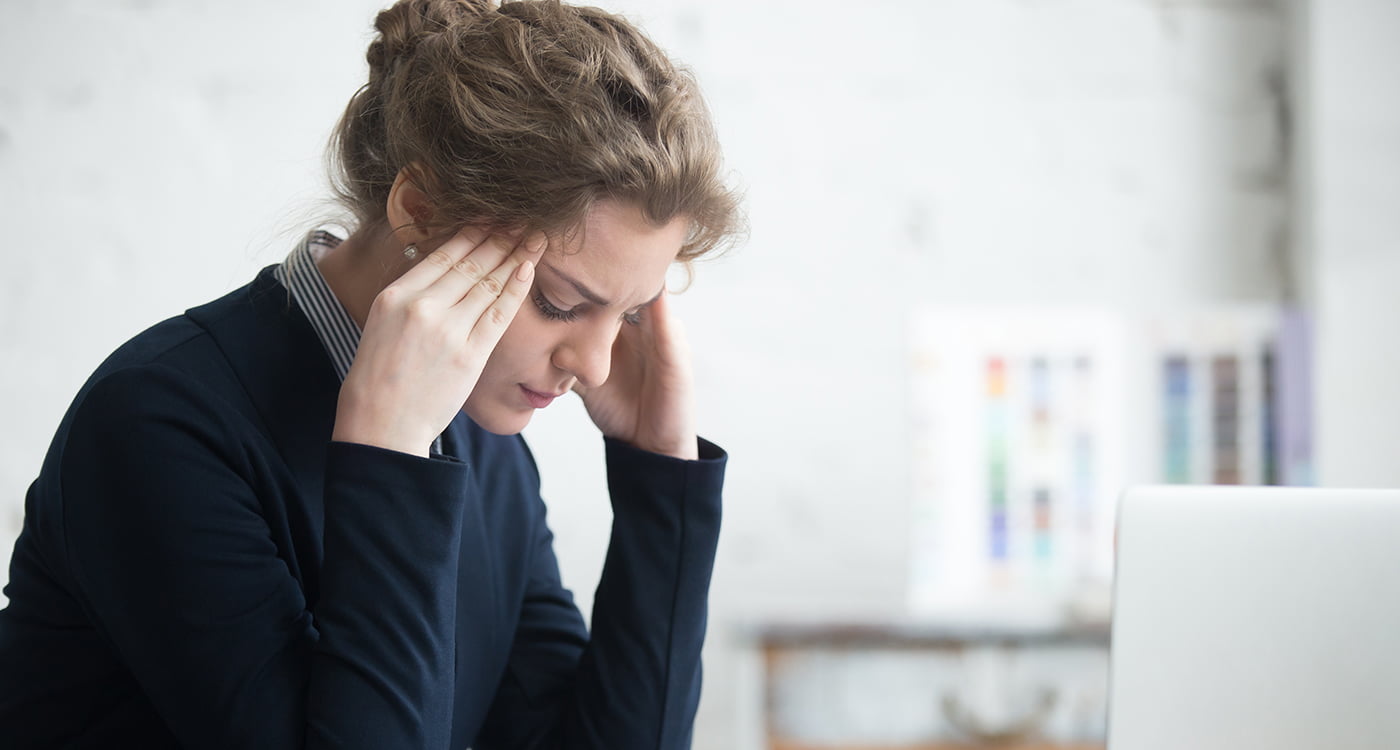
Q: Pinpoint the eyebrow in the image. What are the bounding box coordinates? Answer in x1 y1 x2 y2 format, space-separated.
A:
540 262 664 309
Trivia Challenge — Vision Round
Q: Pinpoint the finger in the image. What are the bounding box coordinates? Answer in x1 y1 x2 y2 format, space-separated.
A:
642 292 691 369
391 226 490 292
627 290 668 350
430 231 545 306
606 293 661 367
450 234 546 322
465 258 536 353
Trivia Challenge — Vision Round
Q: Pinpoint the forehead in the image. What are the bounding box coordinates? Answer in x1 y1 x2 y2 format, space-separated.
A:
544 201 687 303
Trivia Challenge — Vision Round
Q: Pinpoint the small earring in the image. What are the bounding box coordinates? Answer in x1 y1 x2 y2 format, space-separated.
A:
402 244 418 259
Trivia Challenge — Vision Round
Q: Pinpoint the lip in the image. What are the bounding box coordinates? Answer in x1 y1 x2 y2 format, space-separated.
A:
519 385 563 409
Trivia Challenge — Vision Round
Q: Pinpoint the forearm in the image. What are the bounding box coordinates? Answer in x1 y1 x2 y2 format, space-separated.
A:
60 366 475 748
306 441 472 748
574 437 726 748
474 436 726 750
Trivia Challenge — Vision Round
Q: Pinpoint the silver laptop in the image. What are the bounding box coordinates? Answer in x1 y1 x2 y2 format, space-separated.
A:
1108 485 1400 750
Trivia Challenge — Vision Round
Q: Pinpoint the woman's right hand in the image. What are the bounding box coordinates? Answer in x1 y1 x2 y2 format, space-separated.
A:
331 229 545 457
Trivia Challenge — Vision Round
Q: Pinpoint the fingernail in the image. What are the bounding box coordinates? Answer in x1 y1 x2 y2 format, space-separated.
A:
517 260 534 281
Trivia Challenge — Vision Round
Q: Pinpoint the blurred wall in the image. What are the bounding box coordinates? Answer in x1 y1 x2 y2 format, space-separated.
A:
0 2 1394 750
1303 0 1400 488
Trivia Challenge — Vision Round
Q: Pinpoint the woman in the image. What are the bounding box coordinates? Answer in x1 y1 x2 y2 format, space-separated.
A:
0 0 742 747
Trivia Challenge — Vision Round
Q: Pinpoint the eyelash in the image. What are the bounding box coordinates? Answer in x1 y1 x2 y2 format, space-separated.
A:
532 289 644 326
532 289 579 322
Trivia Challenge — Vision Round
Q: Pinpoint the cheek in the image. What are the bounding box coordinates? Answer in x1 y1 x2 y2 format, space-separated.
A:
481 310 550 377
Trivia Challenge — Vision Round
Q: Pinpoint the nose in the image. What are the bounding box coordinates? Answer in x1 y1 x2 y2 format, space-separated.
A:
551 322 615 389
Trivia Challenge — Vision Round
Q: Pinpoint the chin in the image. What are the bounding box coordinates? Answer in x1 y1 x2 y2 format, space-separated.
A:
462 401 534 436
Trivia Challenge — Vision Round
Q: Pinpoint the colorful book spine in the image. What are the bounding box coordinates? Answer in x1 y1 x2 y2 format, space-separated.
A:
1071 356 1096 580
1261 344 1279 484
1275 308 1314 485
1030 358 1053 566
986 358 1010 573
1211 355 1241 485
1163 356 1192 483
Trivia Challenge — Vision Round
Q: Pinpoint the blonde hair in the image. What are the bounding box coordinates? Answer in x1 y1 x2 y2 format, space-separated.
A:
328 0 743 261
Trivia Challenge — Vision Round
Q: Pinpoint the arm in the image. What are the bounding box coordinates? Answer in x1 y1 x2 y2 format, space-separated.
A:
61 364 471 749
475 435 725 750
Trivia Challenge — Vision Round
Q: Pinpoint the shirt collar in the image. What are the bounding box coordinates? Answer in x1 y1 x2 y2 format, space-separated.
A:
274 231 446 455
273 231 360 382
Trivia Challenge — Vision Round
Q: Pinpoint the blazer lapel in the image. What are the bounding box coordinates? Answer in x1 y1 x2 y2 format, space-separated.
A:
184 265 341 604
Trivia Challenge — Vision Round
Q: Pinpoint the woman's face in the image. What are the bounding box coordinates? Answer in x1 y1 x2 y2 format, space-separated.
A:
463 200 688 434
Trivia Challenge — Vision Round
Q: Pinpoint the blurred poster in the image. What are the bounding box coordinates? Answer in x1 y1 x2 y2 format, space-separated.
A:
907 306 1310 619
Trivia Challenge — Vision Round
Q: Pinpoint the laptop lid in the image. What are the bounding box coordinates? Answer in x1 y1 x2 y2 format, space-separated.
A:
1108 485 1400 750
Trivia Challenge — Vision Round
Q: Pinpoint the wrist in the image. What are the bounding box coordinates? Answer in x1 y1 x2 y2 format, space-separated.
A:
632 434 699 461
333 391 433 458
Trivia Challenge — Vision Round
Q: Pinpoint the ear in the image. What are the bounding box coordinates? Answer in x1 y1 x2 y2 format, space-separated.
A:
385 165 435 243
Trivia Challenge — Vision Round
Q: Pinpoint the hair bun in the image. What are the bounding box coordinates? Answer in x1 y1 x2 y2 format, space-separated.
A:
331 0 743 261
366 0 495 77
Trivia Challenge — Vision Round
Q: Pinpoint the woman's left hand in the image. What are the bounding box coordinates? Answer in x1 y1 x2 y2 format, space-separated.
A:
574 292 699 460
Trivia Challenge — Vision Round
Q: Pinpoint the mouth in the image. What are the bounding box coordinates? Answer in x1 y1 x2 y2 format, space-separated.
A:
519 384 564 409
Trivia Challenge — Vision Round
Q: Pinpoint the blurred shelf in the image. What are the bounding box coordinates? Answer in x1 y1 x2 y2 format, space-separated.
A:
746 619 1111 650
755 618 1111 750
771 743 1103 750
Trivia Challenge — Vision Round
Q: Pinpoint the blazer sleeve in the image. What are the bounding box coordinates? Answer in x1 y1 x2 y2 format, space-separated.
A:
474 435 726 750
60 364 471 749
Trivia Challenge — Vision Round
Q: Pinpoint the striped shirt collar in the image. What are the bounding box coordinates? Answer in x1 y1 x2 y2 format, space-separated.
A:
274 231 444 455
273 231 360 381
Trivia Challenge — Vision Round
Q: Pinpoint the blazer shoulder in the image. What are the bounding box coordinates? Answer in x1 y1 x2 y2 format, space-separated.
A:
58 271 286 455
78 314 245 414
87 269 285 389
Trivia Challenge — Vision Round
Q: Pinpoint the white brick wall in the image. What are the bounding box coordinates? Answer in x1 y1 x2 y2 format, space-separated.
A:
6 1 1394 749
0 0 391 571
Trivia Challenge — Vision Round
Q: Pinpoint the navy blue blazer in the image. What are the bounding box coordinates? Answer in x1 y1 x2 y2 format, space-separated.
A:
0 266 725 749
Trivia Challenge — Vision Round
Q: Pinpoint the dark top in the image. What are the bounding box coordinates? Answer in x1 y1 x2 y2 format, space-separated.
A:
0 266 725 749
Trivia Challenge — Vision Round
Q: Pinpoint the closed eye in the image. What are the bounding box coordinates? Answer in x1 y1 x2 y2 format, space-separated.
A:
532 289 580 322
535 288 650 327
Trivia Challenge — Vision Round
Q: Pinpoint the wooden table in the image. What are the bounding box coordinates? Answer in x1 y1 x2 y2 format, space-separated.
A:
751 620 1111 750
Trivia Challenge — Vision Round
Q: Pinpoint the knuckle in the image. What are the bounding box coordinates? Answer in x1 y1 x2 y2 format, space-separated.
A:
424 250 454 270
453 258 484 279
375 284 405 308
478 275 503 296
487 305 511 327
404 295 437 320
